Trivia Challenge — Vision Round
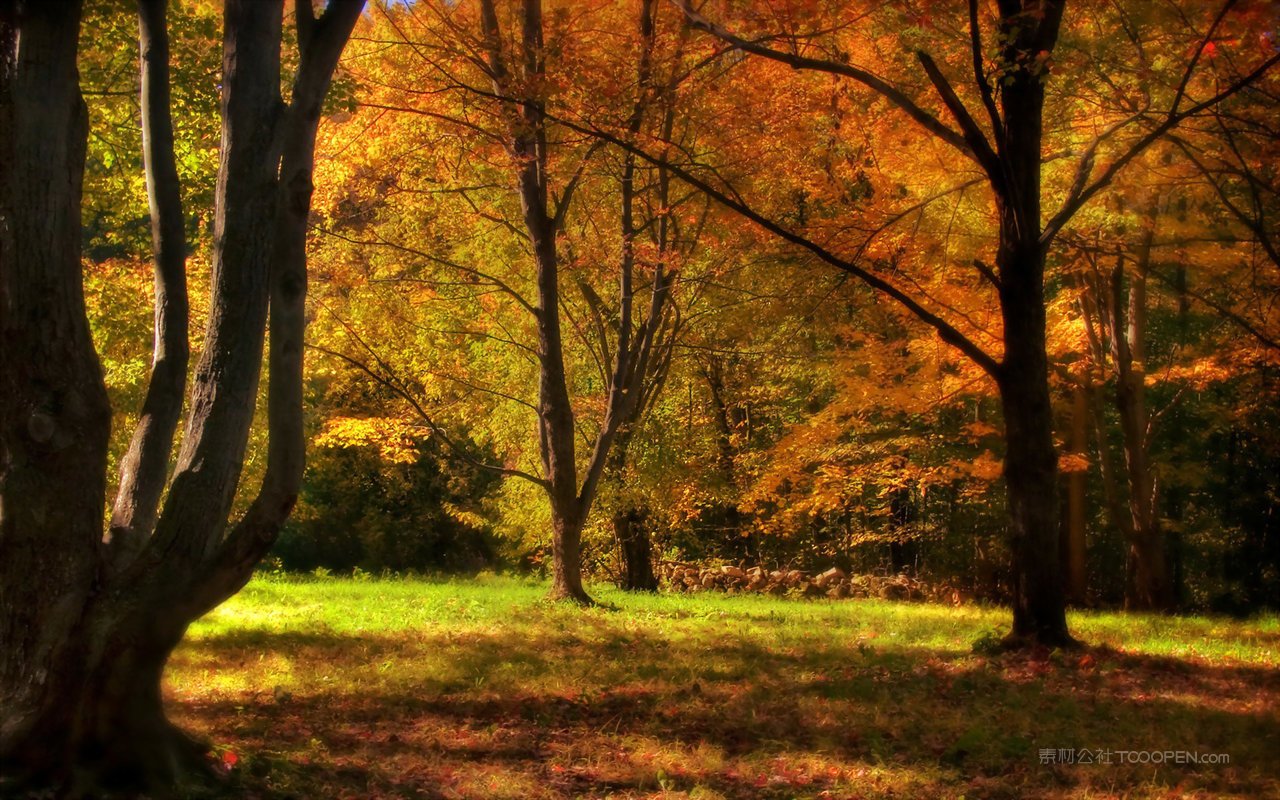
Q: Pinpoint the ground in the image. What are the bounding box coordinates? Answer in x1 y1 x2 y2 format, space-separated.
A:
167 576 1279 799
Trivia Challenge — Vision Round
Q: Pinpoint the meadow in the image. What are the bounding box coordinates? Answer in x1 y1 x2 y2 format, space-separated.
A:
167 576 1280 799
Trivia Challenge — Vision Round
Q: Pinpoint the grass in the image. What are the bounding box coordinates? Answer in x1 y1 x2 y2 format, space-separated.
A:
167 575 1280 799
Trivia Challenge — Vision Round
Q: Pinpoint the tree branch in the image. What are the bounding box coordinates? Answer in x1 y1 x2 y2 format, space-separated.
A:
561 116 1001 377
673 0 975 161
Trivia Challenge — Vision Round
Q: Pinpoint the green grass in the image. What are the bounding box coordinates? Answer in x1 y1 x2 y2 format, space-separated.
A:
167 575 1280 799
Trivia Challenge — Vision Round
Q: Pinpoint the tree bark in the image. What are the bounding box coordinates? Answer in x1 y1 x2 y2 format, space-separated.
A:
997 328 1073 647
0 0 363 792
549 504 591 603
615 507 658 591
994 3 1074 646
0 2 115 789
108 0 189 565
1110 216 1174 611
1064 384 1089 605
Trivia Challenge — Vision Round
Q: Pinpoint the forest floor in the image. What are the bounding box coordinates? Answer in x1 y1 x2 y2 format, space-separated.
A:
168 575 1279 800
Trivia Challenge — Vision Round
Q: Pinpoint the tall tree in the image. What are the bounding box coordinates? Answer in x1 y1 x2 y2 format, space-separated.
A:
1071 208 1176 611
317 0 685 603
477 0 679 603
0 0 363 792
581 0 1279 646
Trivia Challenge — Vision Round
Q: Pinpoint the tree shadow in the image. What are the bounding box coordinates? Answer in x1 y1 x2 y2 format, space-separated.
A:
169 624 1280 799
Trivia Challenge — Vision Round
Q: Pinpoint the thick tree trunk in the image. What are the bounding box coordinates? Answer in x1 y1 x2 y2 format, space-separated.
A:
2 0 363 793
549 505 592 603
992 1 1073 648
2 604 211 795
999 355 1073 647
0 0 114 786
996 234 1073 647
995 243 1073 645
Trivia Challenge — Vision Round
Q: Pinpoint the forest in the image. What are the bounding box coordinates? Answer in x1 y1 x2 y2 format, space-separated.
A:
1 0 1278 798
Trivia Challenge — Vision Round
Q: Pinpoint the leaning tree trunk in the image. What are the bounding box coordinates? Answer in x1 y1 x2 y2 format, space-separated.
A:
108 0 189 562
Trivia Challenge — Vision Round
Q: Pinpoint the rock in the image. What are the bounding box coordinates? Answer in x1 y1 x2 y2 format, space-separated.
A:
881 582 909 600
815 567 847 587
720 565 745 579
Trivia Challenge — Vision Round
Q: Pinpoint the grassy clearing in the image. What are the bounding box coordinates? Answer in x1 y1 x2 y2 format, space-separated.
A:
168 576 1280 799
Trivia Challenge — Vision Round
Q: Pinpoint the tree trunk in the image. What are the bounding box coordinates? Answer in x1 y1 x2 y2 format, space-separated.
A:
1108 216 1174 612
995 231 1072 646
549 504 592 603
0 1 114 787
479 0 676 606
2 630 214 796
615 507 658 591
992 1 1073 648
1 0 363 792
108 0 189 563
1064 384 1089 605
999 352 1073 647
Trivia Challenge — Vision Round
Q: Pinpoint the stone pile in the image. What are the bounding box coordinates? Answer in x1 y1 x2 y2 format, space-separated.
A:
658 562 968 604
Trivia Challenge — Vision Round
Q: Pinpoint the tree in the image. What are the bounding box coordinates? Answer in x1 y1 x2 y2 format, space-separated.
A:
307 0 691 604
1068 199 1176 610
574 0 1279 646
0 0 362 792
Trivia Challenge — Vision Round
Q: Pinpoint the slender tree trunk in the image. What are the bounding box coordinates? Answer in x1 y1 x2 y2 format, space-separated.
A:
888 487 917 574
108 0 189 564
1064 383 1089 605
485 0 592 604
479 0 675 605
1112 221 1174 611
1166 263 1190 604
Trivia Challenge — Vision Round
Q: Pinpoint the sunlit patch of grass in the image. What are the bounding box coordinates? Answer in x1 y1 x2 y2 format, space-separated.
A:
167 576 1280 799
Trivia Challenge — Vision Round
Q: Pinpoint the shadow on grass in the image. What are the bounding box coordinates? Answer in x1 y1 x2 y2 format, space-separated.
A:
169 625 1280 799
